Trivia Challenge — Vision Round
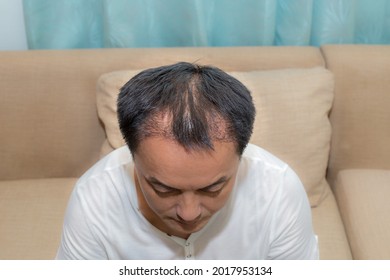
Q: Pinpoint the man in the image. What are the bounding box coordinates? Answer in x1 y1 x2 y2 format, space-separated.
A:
56 62 318 259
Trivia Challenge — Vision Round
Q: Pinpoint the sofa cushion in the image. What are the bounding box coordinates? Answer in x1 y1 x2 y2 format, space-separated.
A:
97 69 141 155
334 169 390 260
311 185 352 259
0 178 77 260
322 45 390 186
96 67 334 207
230 68 334 207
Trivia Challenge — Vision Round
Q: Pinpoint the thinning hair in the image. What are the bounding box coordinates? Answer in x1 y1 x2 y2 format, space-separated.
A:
117 62 255 155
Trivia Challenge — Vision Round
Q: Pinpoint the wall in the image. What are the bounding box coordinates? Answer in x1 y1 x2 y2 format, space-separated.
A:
0 0 28 50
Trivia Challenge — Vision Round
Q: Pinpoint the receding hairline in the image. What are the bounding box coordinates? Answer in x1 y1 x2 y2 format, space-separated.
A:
136 109 238 153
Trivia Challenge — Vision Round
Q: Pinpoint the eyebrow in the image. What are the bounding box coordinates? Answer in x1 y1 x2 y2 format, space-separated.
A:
146 176 229 191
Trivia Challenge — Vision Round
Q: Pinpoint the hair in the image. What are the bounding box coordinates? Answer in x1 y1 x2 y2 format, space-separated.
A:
117 62 255 155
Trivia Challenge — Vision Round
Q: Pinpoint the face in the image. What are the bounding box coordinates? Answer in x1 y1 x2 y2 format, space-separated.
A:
133 137 240 239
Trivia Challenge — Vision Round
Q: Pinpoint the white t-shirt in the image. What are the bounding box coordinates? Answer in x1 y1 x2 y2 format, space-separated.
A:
56 144 318 259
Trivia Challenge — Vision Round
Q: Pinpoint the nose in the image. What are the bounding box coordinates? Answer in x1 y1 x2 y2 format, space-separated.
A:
176 192 201 223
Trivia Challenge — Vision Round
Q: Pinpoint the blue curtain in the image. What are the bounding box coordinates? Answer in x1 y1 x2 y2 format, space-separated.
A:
23 0 390 49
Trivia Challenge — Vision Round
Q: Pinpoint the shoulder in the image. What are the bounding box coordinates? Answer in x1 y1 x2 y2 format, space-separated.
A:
77 146 133 185
71 146 134 206
237 143 306 200
241 143 289 174
66 146 136 223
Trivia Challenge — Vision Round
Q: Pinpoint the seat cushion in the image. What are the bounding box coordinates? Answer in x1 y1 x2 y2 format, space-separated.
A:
311 185 352 259
0 178 77 260
334 169 390 259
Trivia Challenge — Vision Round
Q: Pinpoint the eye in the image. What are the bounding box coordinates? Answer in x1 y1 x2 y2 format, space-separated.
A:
151 183 181 197
199 183 224 195
153 184 173 193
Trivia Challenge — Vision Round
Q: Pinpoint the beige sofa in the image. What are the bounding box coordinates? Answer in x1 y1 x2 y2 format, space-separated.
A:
0 45 389 260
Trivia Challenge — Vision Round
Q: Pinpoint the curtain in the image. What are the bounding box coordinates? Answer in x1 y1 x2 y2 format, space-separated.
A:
23 0 390 49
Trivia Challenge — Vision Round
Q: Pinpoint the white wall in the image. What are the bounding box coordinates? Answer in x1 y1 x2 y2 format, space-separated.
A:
0 0 28 50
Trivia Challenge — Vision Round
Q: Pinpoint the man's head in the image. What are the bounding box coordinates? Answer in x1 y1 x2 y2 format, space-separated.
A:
117 62 255 238
117 62 255 156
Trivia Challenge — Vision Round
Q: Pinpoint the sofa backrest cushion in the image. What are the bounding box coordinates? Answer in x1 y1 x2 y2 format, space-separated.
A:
322 45 390 186
96 67 334 207
0 46 323 180
0 51 106 179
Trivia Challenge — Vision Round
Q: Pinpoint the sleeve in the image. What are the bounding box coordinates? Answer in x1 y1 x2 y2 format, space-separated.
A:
56 183 108 260
267 166 319 260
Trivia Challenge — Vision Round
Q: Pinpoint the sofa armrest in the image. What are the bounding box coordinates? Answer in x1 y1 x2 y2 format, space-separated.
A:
334 169 390 259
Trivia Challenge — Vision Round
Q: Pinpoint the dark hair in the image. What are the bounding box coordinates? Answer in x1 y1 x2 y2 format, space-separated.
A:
117 62 255 155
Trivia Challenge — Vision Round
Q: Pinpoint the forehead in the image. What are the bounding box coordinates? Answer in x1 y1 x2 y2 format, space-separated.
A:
133 136 239 190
